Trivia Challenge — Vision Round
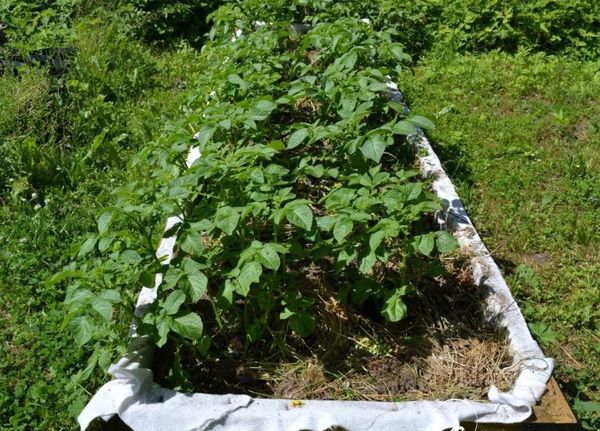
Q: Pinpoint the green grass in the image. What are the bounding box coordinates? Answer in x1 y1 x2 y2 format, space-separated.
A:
0 177 118 429
404 50 600 429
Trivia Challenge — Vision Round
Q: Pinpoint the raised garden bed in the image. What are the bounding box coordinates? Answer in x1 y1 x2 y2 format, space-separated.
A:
56 2 576 430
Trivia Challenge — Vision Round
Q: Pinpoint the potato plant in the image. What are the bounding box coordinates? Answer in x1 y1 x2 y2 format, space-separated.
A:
56 0 457 373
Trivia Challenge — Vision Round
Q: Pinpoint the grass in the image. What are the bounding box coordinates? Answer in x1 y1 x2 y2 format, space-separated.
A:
404 49 600 429
0 175 117 429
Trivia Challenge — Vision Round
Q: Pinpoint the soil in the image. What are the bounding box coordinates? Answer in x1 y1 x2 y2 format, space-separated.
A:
152 253 517 402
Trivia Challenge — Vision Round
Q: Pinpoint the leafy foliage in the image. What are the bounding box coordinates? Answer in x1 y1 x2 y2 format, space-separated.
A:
0 0 77 53
58 2 455 374
128 0 224 46
367 0 600 60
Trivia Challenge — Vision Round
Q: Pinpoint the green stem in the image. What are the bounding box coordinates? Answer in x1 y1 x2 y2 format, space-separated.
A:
207 295 225 333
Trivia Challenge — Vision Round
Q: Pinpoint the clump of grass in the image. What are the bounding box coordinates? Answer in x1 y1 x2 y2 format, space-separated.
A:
0 66 65 199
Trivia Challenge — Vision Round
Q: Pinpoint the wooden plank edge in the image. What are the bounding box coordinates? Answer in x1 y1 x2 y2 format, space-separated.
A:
462 377 578 430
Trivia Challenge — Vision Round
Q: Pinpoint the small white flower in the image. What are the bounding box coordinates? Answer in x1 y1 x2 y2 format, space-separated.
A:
34 204 42 210
31 192 38 199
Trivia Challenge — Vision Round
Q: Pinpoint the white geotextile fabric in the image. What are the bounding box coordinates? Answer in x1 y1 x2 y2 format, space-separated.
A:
78 84 553 431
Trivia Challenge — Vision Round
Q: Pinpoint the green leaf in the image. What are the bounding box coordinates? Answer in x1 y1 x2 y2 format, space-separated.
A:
409 115 435 130
91 298 113 322
78 237 96 257
156 317 170 347
285 203 313 231
528 322 557 344
316 216 336 232
287 128 309 149
258 244 281 270
99 289 121 304
47 269 85 286
360 134 387 163
219 119 232 130
370 82 391 93
214 206 240 236
255 99 276 113
72 316 93 346
268 140 285 151
119 250 142 264
340 51 358 70
279 307 294 320
337 248 357 267
246 322 262 343
249 167 264 184
369 230 386 251
237 261 262 296
390 44 407 61
163 290 186 315
64 287 93 305
406 183 423 201
382 288 408 322
417 234 435 256
324 188 355 210
359 252 377 274
388 101 407 115
195 125 215 146
140 271 155 287
393 120 418 135
573 399 600 416
333 219 353 243
289 312 315 337
180 233 204 256
304 164 324 178
171 312 203 340
228 74 244 85
162 268 182 290
436 231 459 254
221 279 235 305
98 236 113 253
271 208 286 225
97 211 113 235
187 270 207 303
183 259 207 300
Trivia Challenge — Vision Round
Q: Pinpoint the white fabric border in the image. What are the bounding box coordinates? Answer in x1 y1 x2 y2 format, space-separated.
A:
78 82 553 431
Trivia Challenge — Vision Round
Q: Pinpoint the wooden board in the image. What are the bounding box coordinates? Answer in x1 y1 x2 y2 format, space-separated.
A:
463 378 578 431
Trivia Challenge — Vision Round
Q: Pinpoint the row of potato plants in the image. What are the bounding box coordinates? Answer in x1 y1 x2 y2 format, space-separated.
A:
54 0 457 377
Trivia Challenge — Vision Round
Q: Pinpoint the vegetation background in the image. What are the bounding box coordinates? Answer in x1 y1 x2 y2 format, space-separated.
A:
0 0 598 429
